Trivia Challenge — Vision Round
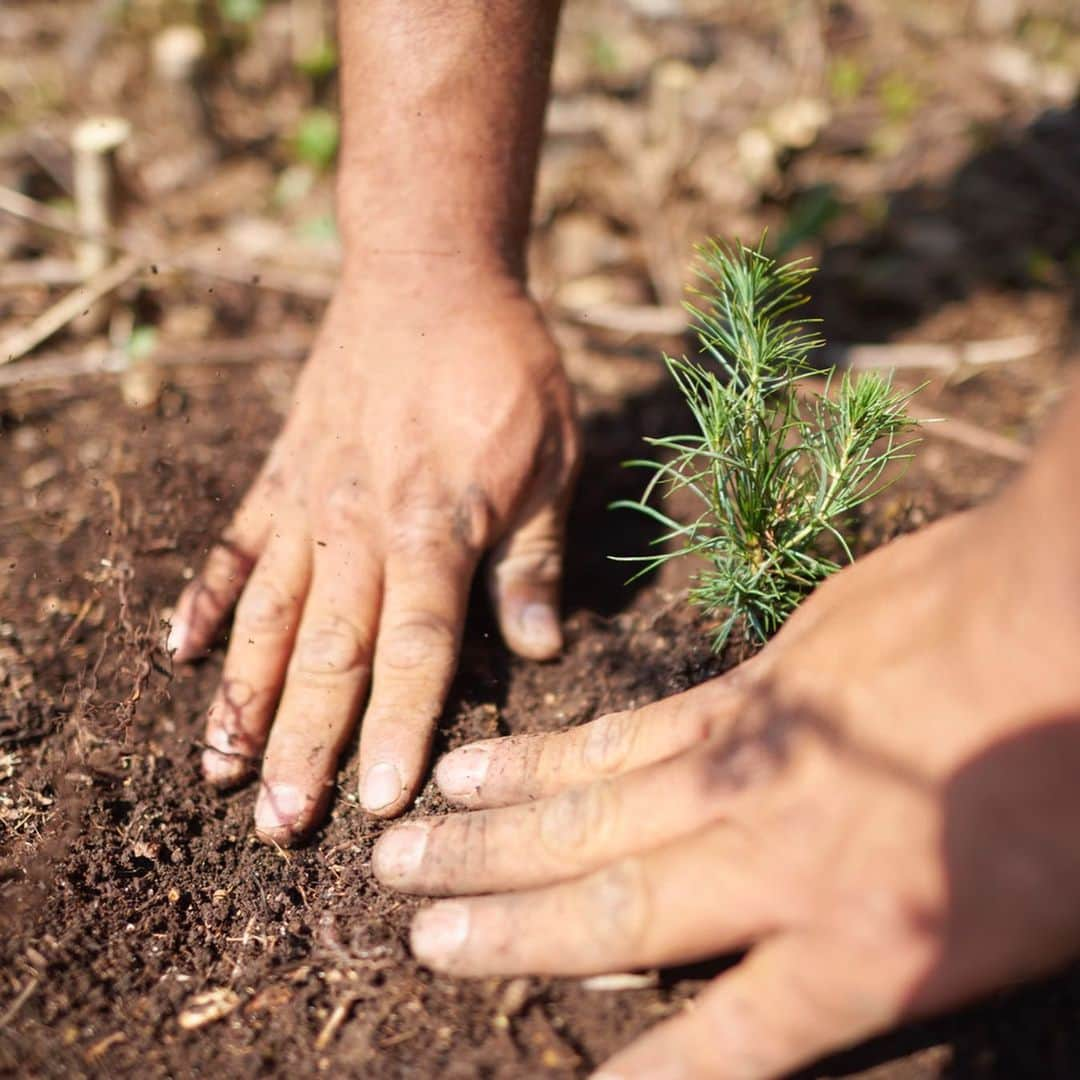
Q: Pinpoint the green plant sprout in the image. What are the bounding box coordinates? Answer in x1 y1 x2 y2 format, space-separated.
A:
614 238 920 649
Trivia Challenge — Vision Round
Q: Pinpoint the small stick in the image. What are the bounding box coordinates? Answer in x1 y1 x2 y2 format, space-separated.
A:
0 975 40 1029
558 300 1045 376
0 258 83 289
71 116 132 334
558 301 689 337
0 254 141 364
904 398 1031 464
0 184 336 299
828 336 1042 373
799 376 1030 464
0 332 312 390
314 989 370 1051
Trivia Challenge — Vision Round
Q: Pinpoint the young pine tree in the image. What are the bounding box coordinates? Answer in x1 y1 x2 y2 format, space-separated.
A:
616 239 919 649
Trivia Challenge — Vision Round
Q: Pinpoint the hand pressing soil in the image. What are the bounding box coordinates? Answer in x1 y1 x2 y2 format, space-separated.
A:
374 383 1080 1079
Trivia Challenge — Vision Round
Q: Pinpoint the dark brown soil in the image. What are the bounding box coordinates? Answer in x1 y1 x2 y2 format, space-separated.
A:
3 1 1080 1076
1 326 1077 1079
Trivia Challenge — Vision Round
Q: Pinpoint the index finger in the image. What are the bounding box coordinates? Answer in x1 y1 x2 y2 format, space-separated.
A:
434 679 747 809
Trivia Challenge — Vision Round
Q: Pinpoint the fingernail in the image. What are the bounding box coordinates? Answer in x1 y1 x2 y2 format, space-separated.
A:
255 783 303 833
520 603 560 650
167 618 189 657
202 745 249 787
361 762 403 812
373 824 429 884
411 902 469 967
436 745 490 799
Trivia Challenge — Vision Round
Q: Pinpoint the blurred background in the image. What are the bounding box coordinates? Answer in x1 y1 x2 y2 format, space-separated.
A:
2 0 1076 401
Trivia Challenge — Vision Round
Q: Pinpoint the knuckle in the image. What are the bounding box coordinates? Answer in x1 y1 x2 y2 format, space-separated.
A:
834 884 925 950
393 525 451 562
516 733 553 788
562 423 583 480
379 613 457 673
292 615 371 677
234 576 297 634
539 779 617 861
389 499 465 562
583 710 638 775
584 857 649 954
493 542 562 588
322 480 371 534
453 484 494 552
457 810 493 878
206 539 256 584
699 729 784 798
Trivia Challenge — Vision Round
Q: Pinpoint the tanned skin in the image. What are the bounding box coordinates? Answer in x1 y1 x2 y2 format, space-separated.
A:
170 1 576 837
172 4 1080 1077
377 385 1080 1078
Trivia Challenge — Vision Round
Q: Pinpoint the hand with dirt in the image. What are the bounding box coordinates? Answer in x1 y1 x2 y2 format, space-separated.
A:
168 0 571 841
373 386 1080 1078
169 276 577 840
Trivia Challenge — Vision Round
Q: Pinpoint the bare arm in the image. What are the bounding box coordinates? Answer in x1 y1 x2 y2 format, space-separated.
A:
338 1 562 277
170 1 576 841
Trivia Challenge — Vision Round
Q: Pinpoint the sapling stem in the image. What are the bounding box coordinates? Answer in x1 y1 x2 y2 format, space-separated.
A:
616 238 920 649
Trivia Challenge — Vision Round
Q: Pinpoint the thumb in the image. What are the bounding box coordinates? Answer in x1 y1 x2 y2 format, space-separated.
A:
488 497 568 661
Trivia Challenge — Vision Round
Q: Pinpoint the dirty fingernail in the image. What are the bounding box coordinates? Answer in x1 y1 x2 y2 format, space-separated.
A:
436 745 490 800
411 902 469 967
167 617 189 657
202 745 249 787
255 783 303 833
361 762 403 812
253 781 302 829
373 824 429 884
520 603 560 650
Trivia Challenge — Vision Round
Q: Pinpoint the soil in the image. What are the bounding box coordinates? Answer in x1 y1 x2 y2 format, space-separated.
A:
2 1 1080 1077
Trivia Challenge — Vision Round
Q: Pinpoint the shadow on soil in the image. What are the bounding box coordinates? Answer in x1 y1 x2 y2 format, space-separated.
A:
809 100 1079 348
557 100 1079 624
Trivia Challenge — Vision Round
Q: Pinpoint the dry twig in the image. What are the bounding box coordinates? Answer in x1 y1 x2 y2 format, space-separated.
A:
832 336 1042 373
314 988 374 1051
798 377 1030 464
0 332 313 390
0 259 83 289
0 184 335 299
0 254 141 364
0 975 40 1029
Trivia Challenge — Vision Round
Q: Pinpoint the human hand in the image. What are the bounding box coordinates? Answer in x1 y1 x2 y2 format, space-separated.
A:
373 496 1080 1078
168 270 579 843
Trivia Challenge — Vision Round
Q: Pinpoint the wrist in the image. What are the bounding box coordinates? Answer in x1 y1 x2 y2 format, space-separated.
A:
336 174 530 283
338 237 525 288
331 254 533 315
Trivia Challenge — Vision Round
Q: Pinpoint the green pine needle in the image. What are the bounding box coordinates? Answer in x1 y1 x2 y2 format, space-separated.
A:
615 237 920 650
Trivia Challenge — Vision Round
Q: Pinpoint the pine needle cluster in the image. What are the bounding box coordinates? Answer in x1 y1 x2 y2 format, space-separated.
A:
615 239 920 649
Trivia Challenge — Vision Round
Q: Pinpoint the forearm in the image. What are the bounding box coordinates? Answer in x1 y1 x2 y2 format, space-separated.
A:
336 0 562 280
990 377 1080 643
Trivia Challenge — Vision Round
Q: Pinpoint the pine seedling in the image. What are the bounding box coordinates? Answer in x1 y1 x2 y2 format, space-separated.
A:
615 238 920 649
